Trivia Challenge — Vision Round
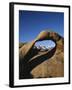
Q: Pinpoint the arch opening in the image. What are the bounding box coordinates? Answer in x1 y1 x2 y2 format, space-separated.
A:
34 40 55 51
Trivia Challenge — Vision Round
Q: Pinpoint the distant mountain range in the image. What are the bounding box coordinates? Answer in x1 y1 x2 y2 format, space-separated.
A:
19 42 53 52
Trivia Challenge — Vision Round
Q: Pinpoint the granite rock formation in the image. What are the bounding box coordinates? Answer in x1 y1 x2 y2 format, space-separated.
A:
19 30 64 79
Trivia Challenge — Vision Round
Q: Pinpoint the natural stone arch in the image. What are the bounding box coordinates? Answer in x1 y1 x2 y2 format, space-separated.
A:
19 30 64 79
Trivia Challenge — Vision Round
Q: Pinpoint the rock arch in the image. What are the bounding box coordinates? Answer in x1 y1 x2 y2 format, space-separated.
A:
19 30 64 79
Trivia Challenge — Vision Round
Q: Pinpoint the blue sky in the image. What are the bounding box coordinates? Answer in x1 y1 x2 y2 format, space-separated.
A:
19 10 64 48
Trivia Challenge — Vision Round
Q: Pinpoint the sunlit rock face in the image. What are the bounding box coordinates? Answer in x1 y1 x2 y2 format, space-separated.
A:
19 30 64 79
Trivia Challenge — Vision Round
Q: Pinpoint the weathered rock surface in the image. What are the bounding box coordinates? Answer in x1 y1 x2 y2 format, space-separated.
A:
19 30 64 79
